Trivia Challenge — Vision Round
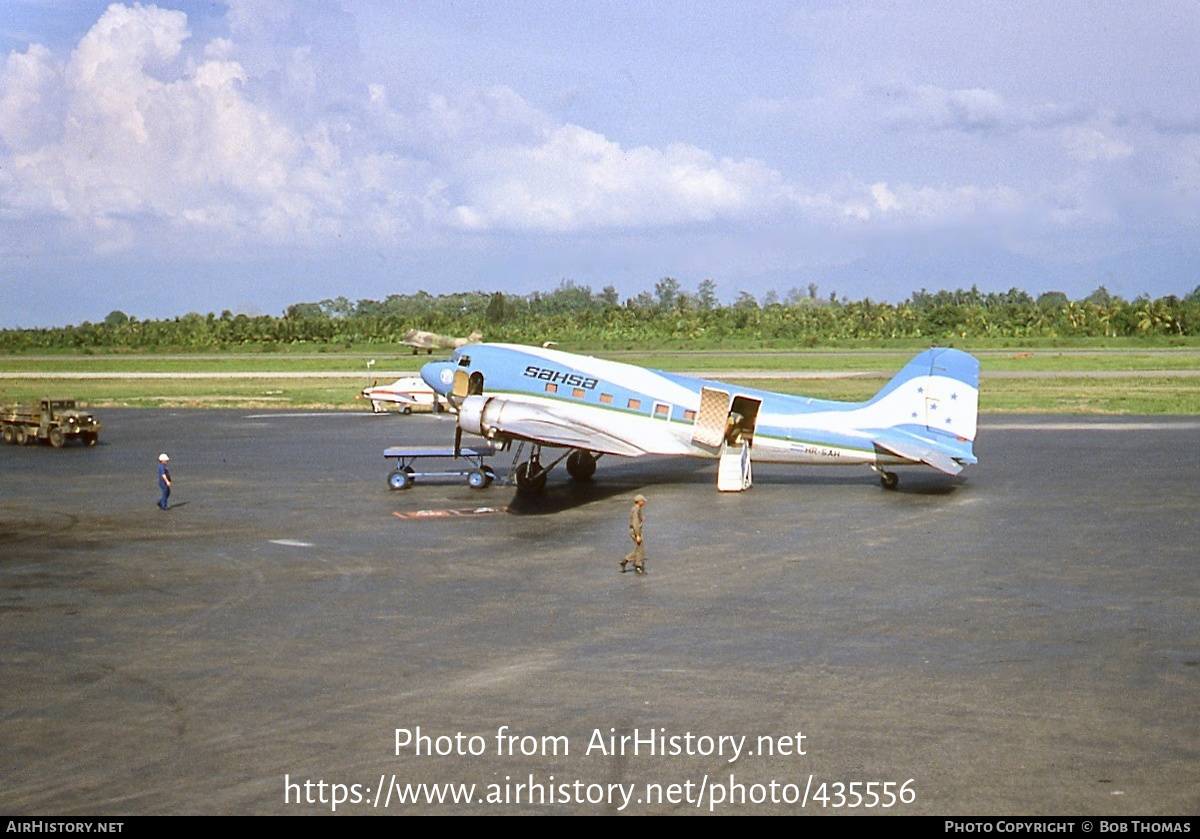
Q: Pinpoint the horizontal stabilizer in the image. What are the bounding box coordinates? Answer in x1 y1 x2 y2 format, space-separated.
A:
874 435 964 476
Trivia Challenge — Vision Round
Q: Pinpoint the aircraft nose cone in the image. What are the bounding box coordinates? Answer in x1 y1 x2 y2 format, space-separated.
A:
420 360 455 395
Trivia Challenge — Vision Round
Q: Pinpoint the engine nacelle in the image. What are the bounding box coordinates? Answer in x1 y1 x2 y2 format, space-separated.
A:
457 394 559 446
457 394 498 439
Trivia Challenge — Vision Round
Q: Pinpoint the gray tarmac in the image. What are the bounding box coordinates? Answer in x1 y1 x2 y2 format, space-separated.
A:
2 409 1198 815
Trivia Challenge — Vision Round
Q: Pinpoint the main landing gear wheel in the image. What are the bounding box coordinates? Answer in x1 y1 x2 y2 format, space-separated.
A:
514 461 548 494
879 470 899 491
566 450 597 482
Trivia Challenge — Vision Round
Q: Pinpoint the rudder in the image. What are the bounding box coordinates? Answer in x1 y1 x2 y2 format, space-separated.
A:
867 347 980 443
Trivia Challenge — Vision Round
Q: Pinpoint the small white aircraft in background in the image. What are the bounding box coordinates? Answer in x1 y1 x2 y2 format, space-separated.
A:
359 377 449 414
401 329 483 355
419 344 979 493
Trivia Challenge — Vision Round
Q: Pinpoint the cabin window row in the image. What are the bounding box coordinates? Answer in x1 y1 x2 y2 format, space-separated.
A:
542 382 697 423
545 381 637 408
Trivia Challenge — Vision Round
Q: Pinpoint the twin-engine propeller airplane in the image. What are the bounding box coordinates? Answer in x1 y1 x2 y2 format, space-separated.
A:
419 344 979 493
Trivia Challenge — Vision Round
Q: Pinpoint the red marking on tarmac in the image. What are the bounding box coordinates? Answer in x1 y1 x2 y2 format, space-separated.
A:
393 506 511 520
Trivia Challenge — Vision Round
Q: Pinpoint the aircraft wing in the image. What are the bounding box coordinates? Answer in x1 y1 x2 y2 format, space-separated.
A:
362 389 417 404
483 411 648 457
872 431 964 475
459 394 681 457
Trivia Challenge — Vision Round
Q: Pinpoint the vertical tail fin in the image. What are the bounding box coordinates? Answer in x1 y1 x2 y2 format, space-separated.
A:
866 348 980 472
869 348 979 439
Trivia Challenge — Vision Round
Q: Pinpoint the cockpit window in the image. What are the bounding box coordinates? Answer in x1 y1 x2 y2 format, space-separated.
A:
457 355 471 367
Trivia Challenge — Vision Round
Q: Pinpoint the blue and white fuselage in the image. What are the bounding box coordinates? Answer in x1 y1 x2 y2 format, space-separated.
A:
420 343 978 489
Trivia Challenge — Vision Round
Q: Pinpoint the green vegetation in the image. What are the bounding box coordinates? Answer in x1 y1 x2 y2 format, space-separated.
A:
3 282 1200 353
4 346 1199 375
976 377 1200 414
1 350 1197 414
0 378 357 409
3 282 1200 413
599 347 1200 373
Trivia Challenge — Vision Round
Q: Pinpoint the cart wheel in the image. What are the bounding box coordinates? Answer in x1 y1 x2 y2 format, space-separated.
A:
467 469 491 489
388 469 412 490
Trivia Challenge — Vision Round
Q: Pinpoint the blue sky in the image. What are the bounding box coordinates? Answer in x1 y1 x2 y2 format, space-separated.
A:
2 1 1198 327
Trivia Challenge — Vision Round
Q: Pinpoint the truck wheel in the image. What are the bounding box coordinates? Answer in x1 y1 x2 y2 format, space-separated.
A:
1 425 13 445
83 433 98 447
49 428 65 448
14 427 29 446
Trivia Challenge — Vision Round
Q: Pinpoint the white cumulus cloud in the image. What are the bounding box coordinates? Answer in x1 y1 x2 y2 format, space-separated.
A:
0 4 801 253
451 124 792 232
0 3 355 249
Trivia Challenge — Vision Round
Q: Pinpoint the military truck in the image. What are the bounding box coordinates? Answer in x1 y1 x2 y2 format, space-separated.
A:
2 399 101 447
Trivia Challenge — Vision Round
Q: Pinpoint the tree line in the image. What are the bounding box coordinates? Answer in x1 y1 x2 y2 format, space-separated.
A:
3 280 1199 352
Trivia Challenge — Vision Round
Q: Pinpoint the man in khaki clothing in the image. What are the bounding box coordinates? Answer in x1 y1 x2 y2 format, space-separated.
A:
620 494 647 575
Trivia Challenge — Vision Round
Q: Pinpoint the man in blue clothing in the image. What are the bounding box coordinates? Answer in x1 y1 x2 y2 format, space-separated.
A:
157 453 172 510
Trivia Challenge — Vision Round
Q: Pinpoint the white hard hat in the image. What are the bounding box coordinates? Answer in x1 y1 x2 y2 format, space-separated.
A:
158 453 170 462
